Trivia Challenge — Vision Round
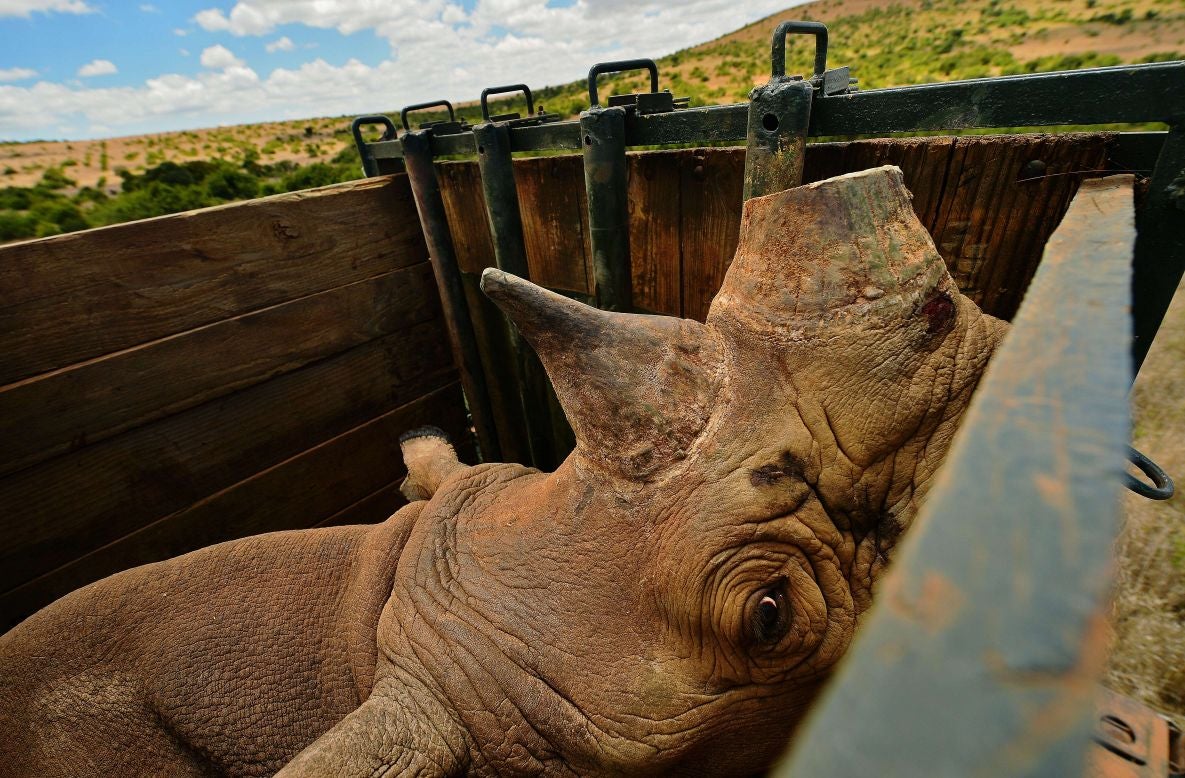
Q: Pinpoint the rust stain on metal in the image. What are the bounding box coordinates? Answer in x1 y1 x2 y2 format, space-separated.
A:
885 570 966 635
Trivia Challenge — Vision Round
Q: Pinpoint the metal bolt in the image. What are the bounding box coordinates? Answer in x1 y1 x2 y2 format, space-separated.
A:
1020 159 1046 181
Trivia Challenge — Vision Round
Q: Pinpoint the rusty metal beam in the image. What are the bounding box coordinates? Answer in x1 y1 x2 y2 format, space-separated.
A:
778 175 1136 777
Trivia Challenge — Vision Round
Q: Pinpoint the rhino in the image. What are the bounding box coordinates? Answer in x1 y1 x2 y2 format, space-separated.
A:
0 166 1006 776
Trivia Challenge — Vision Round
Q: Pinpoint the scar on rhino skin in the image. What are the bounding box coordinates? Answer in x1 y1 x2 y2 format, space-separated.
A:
917 291 955 334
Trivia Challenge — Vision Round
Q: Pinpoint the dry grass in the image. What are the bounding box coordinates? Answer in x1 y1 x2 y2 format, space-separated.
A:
1106 276 1185 723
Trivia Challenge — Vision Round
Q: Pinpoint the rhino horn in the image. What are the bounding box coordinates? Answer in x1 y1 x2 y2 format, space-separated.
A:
707 165 954 338
481 269 721 480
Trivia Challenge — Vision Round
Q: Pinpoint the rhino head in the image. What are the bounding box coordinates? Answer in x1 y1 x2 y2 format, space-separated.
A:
281 166 1007 776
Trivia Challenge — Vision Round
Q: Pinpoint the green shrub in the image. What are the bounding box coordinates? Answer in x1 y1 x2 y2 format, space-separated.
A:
205 167 260 201
280 162 356 192
38 167 76 190
0 211 38 241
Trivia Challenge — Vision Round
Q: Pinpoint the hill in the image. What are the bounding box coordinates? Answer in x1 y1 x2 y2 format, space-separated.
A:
0 0 1182 242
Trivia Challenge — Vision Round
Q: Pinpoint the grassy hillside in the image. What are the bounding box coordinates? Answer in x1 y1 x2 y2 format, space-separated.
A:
1 0 1182 241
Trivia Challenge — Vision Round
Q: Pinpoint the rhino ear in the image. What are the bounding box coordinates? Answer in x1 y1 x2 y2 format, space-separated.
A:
481 270 720 480
707 165 954 338
399 427 464 500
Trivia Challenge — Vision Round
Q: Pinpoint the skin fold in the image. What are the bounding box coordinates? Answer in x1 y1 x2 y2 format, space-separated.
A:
0 166 1007 776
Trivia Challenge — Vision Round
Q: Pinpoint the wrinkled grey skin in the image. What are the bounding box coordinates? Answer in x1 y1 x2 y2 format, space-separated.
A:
0 168 1006 777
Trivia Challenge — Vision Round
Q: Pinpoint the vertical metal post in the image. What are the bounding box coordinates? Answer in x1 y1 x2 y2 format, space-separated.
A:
1132 123 1185 373
744 21 826 201
401 130 501 461
473 123 530 278
473 121 562 467
743 79 813 200
581 106 633 312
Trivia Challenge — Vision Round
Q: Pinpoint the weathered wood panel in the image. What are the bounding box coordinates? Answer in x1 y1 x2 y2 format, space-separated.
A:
431 134 1115 326
514 155 593 294
926 133 1110 319
438 161 495 274
0 176 428 386
0 384 467 627
680 147 746 322
1 174 470 628
0 264 440 478
628 151 683 316
0 322 454 593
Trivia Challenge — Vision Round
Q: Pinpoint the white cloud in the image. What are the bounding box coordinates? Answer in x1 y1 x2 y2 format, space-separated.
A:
173 27 188 36
179 48 190 57
139 3 158 12
77 59 117 77
200 44 243 70
0 67 37 82
0 0 93 18
2 0 797 140
265 36 294 53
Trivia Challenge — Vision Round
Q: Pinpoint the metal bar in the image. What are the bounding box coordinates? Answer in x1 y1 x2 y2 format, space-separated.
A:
810 61 1185 135
580 107 633 311
1132 124 1185 372
368 139 404 160
401 130 502 461
743 79 813 200
473 122 559 467
359 62 1185 165
430 132 478 157
778 175 1136 776
625 103 748 147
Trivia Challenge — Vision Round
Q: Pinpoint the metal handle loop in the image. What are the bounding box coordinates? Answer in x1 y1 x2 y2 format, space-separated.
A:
587 58 659 107
1124 446 1175 500
771 20 829 79
480 84 534 121
400 99 456 131
350 115 397 146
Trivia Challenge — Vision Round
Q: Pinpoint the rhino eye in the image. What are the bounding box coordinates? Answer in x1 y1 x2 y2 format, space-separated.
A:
748 582 790 645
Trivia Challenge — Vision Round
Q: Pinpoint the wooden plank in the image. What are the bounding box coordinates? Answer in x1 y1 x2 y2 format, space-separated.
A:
0 383 468 629
679 147 745 321
0 264 440 478
0 320 456 593
514 155 591 294
0 175 427 386
927 133 1110 319
437 161 496 275
313 480 407 529
628 150 684 316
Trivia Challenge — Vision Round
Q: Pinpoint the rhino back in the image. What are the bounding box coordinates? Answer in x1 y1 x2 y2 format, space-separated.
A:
0 504 424 777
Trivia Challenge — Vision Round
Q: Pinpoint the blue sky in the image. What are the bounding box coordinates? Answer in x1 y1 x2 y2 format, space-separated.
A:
0 0 793 142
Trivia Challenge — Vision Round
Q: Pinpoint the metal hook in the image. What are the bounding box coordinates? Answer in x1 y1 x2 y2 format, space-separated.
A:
1124 446 1175 500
